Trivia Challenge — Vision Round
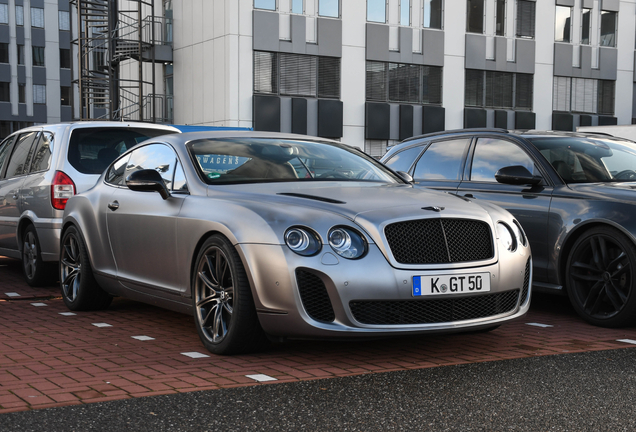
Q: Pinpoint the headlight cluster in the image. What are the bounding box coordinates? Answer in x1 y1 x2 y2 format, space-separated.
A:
497 220 526 252
284 226 368 259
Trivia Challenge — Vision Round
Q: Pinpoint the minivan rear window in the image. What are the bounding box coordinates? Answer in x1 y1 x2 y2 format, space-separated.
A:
68 127 177 174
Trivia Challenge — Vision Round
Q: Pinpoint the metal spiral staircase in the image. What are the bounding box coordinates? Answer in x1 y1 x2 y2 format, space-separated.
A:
71 0 173 122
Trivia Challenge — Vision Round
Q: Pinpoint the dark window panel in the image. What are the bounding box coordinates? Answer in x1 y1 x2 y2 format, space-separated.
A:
466 0 484 33
0 43 8 64
422 66 442 105
17 45 25 65
61 86 71 106
600 11 616 47
389 63 420 103
254 51 278 94
60 48 71 69
0 82 9 102
495 0 505 36
581 8 591 44
366 61 388 102
515 73 533 110
424 0 442 29
516 0 535 38
598 80 615 116
32 46 45 67
485 71 513 109
280 53 316 97
465 69 484 107
318 56 340 99
18 84 25 103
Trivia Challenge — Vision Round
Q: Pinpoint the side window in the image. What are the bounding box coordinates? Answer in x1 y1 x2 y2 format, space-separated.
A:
0 135 16 178
125 144 177 189
29 132 53 173
5 132 38 179
413 139 471 180
105 154 131 186
172 161 188 192
470 138 538 182
384 145 424 173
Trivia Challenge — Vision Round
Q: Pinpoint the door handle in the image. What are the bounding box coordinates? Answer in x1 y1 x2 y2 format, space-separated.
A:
108 201 119 211
12 194 18 200
464 193 474 198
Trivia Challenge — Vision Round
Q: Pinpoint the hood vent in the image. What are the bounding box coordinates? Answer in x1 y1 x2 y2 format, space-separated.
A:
277 192 346 204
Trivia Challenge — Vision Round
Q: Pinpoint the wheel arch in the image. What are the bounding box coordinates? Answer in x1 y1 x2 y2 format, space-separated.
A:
17 216 35 253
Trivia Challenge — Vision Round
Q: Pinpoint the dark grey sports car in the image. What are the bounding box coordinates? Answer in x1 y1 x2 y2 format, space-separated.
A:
382 129 636 328
60 131 531 355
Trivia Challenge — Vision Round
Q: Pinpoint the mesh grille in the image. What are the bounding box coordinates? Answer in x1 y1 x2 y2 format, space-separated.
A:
350 290 520 325
384 218 493 265
296 270 335 323
521 258 531 304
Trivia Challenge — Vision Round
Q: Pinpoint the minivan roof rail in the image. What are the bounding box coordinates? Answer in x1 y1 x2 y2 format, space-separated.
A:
401 128 510 144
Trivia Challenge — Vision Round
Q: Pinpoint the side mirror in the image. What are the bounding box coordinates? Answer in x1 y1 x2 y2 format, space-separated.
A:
396 171 414 183
126 169 171 200
495 165 542 186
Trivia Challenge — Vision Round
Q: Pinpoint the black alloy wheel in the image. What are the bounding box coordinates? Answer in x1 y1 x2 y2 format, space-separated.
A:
60 226 112 311
22 225 54 287
567 226 636 328
192 235 267 355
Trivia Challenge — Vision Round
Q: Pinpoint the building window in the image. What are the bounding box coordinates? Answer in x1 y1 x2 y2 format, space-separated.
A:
0 43 8 64
254 0 276 10
465 70 533 110
423 0 442 29
553 77 615 115
581 8 591 45
555 6 571 43
18 84 25 103
0 82 9 102
516 0 535 38
367 0 386 23
17 45 24 65
0 4 7 25
366 61 442 105
33 85 46 104
319 0 339 17
15 6 23 26
292 0 303 14
59 11 70 31
61 86 71 106
600 11 616 47
32 47 45 67
400 0 410 26
60 49 71 69
466 0 484 33
495 0 505 36
254 51 341 99
31 7 45 28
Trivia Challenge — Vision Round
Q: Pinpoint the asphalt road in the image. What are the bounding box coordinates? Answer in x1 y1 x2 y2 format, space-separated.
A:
2 348 635 431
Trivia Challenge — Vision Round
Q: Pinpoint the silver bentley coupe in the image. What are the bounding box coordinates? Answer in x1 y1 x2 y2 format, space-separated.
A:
60 132 531 354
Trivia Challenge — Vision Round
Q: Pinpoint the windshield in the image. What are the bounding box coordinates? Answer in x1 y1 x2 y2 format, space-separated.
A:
529 136 636 184
188 138 401 185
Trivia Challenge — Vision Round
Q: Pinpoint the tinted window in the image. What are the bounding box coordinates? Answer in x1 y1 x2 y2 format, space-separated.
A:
105 154 131 186
172 161 188 192
125 144 177 189
0 135 15 178
68 127 177 175
29 132 53 173
384 145 424 173
470 138 537 182
5 132 38 178
413 139 470 180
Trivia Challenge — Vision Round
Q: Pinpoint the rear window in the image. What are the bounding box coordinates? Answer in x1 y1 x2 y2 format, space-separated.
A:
67 127 177 174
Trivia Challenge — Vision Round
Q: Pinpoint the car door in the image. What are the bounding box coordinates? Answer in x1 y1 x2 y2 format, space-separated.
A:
456 137 553 281
0 131 39 253
410 137 472 193
106 143 187 295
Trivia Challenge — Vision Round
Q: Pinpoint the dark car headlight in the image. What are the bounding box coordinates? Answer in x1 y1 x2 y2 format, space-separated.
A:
497 222 517 252
285 227 321 256
328 227 368 259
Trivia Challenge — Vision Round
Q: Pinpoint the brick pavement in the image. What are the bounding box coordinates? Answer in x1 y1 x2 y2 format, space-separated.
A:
2 255 636 414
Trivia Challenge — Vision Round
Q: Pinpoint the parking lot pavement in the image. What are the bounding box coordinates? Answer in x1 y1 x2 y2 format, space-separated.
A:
2 255 636 414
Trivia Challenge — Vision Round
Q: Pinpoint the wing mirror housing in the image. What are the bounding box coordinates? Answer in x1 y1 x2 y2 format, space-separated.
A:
396 171 414 183
495 165 542 186
126 169 171 200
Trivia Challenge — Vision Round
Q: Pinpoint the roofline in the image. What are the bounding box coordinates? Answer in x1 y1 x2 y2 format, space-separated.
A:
400 128 509 144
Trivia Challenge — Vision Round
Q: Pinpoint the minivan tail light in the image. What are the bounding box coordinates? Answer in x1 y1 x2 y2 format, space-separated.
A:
51 171 76 210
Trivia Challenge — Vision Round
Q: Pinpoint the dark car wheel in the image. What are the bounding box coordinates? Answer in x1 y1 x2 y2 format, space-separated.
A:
566 226 636 328
22 225 55 287
192 235 268 355
60 226 112 311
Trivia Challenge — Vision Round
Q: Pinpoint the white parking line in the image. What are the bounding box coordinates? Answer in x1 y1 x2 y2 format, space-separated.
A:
4 293 20 297
59 312 76 316
92 323 112 328
131 336 155 341
31 303 47 307
181 352 210 359
525 322 553 328
246 374 278 382
617 339 636 345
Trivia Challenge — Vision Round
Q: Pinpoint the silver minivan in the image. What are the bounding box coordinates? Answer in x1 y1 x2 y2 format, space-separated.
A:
0 121 179 286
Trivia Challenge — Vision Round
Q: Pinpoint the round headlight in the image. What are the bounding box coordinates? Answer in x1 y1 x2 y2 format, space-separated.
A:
497 222 517 252
285 227 321 256
328 227 368 259
512 220 527 247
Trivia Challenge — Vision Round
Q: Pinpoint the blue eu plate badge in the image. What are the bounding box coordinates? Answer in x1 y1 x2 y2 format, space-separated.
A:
413 276 422 296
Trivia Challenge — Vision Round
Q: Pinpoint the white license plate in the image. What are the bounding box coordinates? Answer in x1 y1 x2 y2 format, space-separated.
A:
412 273 491 296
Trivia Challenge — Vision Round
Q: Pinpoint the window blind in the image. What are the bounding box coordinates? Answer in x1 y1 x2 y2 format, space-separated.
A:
366 61 388 102
516 0 535 38
254 51 278 94
280 53 316 97
318 57 340 99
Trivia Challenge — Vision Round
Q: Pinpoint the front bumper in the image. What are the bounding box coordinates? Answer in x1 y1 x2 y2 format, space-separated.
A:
237 243 531 339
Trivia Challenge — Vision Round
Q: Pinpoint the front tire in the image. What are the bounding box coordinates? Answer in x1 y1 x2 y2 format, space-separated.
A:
192 235 268 355
566 226 636 327
60 226 112 311
22 225 55 287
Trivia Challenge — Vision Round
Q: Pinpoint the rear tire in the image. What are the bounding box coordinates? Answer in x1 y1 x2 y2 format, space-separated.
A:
22 225 55 287
60 226 112 311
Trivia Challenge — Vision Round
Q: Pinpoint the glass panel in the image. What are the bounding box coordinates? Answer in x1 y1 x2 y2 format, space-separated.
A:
60 49 71 69
466 0 484 33
18 45 24 65
423 0 442 29
581 8 591 45
5 132 38 178
389 63 420 103
58 11 70 31
172 161 188 192
516 0 535 38
0 43 7 63
366 61 387 101
125 144 177 189
495 0 505 36
413 139 470 180
29 132 53 173
600 11 616 47
555 6 571 43
254 0 276 10
319 0 339 17
18 84 25 103
106 154 131 186
400 0 410 26
422 66 442 104
33 85 46 104
470 138 536 182
464 69 484 107
367 0 386 23
254 51 278 94
292 0 303 13
0 136 15 177
0 82 9 102
31 8 44 28
15 6 23 26
0 4 7 24
384 145 424 173
32 47 45 67
61 87 72 106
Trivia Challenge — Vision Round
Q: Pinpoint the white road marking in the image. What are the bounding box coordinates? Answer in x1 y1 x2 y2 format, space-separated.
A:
617 339 636 345
31 303 47 307
181 352 210 359
246 374 278 382
92 323 112 328
525 322 553 328
131 336 155 341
